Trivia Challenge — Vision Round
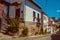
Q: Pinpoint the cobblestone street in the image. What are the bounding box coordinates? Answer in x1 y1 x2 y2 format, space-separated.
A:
0 33 51 40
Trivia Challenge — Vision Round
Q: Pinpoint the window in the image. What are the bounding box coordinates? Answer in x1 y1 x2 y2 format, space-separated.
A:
33 11 36 17
4 6 7 16
37 13 39 22
20 11 24 18
33 11 36 22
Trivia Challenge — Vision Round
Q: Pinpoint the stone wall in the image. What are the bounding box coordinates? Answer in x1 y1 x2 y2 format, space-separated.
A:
19 22 25 36
19 21 41 36
25 21 40 36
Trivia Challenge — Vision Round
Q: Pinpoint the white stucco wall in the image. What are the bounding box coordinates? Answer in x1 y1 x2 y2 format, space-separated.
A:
43 15 48 24
24 0 41 22
43 14 48 31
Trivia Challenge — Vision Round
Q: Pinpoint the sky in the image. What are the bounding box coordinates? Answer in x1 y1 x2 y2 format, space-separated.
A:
34 0 60 19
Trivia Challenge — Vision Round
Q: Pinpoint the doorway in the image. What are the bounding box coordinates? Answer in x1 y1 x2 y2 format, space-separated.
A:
15 8 20 18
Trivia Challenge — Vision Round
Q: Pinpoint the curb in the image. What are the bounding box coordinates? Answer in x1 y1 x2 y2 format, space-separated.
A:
26 34 51 38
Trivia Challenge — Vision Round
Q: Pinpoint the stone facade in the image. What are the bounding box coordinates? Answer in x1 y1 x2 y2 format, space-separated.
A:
25 22 37 36
19 21 40 36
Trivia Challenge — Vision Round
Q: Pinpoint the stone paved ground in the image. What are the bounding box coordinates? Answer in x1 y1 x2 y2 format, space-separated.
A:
0 33 51 40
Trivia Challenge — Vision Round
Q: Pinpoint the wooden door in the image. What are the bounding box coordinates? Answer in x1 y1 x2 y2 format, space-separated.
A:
15 8 20 18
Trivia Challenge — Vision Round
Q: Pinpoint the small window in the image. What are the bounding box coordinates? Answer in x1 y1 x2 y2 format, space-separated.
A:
20 11 24 18
33 11 36 22
33 11 36 17
3 6 7 16
37 13 39 21
21 11 23 13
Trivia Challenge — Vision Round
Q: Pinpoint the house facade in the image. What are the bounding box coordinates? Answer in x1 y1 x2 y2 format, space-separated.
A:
48 18 57 34
24 0 42 35
0 0 42 36
43 13 49 33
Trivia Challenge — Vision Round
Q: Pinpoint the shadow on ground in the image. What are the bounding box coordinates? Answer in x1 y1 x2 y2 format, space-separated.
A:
51 34 60 40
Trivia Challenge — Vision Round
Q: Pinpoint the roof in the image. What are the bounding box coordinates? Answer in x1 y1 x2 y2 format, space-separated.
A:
0 0 42 9
0 0 21 6
0 0 10 6
4 0 19 3
41 12 49 18
28 0 41 9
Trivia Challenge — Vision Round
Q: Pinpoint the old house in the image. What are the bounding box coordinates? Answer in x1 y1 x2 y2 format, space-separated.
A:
0 0 42 36
43 13 49 33
48 18 57 34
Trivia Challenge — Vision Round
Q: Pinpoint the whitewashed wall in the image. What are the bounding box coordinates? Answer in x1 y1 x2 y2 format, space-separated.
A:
43 14 49 31
43 15 48 25
24 0 41 22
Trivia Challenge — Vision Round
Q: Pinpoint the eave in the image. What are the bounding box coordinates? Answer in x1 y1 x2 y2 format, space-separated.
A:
28 0 41 9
